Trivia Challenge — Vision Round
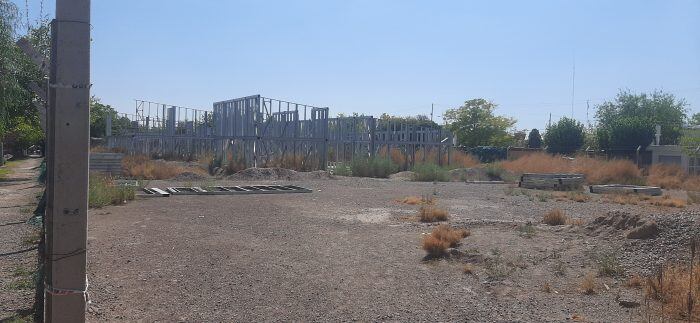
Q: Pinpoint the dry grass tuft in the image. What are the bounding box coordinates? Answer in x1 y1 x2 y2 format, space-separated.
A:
566 218 585 226
463 263 474 275
419 206 449 222
422 235 450 257
626 274 643 288
580 272 596 294
645 263 700 321
542 282 552 293
122 155 202 180
431 224 470 247
605 193 641 205
422 224 469 257
542 209 568 226
399 195 435 205
652 194 686 208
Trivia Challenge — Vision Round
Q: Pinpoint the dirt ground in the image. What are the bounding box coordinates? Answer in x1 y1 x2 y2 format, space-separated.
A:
0 158 42 321
84 175 700 322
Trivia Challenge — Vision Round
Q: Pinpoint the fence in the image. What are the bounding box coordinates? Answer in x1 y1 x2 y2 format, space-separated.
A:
105 95 455 171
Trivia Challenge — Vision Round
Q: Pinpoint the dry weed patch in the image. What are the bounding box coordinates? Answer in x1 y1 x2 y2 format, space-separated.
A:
399 195 435 205
462 263 474 274
542 282 552 293
645 263 700 321
651 194 686 208
626 274 643 288
581 272 596 294
122 155 200 179
542 209 567 225
419 206 449 222
422 225 469 257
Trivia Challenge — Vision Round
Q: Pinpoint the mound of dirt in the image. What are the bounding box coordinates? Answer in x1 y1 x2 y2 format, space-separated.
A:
228 168 299 181
586 211 658 239
389 171 416 181
173 171 208 181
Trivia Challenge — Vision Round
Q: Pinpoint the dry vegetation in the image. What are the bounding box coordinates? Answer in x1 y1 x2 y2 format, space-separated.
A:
399 195 435 205
378 147 479 168
580 272 596 295
647 164 700 191
419 206 449 222
123 155 207 179
542 209 568 225
603 193 687 208
645 263 700 321
422 224 469 257
500 153 643 185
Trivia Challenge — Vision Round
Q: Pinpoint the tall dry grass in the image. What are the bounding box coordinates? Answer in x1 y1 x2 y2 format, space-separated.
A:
500 153 643 185
122 155 205 179
378 146 479 169
647 164 700 191
646 263 700 321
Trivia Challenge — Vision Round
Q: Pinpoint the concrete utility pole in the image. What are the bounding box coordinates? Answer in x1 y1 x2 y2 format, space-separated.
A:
45 0 90 322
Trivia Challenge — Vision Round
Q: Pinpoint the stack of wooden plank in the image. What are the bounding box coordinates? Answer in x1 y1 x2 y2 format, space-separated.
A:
519 173 585 190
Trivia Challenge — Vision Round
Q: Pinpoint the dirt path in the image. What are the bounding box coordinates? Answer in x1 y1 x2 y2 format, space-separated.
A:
85 177 696 321
0 158 43 321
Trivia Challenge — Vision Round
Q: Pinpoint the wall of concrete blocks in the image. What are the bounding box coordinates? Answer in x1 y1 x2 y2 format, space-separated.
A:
106 95 454 170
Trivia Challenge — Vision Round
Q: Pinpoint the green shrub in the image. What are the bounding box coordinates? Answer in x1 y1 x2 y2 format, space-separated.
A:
412 163 449 182
332 162 352 176
485 163 504 180
350 157 399 178
89 174 135 208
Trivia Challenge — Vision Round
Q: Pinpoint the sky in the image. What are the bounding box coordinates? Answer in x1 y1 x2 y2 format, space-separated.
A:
15 0 700 131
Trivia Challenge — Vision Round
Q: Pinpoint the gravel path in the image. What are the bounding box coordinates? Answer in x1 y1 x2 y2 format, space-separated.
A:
85 177 699 321
0 158 42 320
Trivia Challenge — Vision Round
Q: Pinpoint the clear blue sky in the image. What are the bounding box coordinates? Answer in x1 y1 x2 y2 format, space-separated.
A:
17 0 700 130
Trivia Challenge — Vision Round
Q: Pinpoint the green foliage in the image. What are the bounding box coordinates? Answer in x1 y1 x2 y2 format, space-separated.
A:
377 113 440 130
467 146 507 162
0 5 47 151
680 128 700 157
332 162 352 176
412 163 449 182
89 174 135 208
485 163 504 180
544 117 584 154
444 99 516 147
690 113 700 126
595 90 688 149
349 157 399 178
527 128 542 148
90 96 131 137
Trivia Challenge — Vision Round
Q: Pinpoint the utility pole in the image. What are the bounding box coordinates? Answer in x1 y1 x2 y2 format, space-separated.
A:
548 113 551 129
430 103 434 122
45 0 90 322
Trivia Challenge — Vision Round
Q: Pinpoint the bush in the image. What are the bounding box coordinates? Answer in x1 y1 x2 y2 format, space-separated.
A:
89 174 135 208
332 162 352 176
527 129 542 148
467 146 507 163
412 163 449 182
350 157 399 178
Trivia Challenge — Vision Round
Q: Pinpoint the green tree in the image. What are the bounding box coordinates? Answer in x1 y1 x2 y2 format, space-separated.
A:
0 0 45 155
90 96 131 137
595 90 688 149
527 128 542 148
443 99 516 147
544 117 584 154
689 113 700 127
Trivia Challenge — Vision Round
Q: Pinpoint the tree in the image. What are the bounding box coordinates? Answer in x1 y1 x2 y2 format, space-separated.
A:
443 99 516 147
689 113 700 127
0 0 45 155
377 113 441 130
90 96 131 137
527 128 542 148
544 117 584 154
595 90 688 150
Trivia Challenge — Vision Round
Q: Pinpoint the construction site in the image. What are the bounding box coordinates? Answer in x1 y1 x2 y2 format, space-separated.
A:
2 1 700 322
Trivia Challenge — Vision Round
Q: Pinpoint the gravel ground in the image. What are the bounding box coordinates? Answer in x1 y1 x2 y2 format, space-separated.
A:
85 175 699 321
0 158 42 321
